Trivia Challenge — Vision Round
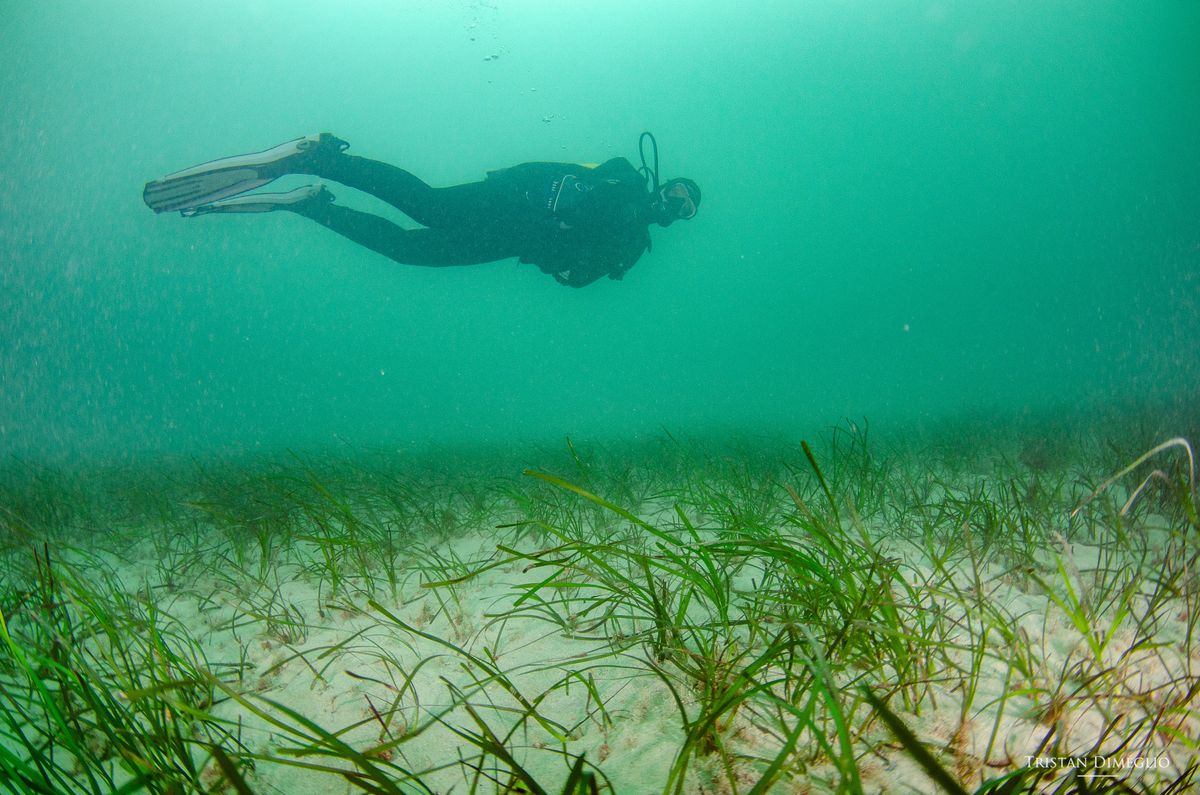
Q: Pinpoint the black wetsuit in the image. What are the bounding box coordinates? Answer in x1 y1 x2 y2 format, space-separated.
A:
296 152 653 288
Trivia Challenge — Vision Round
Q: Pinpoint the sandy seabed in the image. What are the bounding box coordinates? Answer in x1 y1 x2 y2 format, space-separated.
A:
2 425 1198 794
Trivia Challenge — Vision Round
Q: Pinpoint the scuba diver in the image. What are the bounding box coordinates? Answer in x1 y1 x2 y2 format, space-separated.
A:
143 132 701 288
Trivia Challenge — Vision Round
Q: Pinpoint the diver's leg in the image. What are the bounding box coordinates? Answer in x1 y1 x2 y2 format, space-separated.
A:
142 132 500 222
303 153 504 230
290 198 516 267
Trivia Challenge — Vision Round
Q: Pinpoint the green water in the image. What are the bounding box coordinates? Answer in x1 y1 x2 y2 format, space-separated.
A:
2 1 1198 462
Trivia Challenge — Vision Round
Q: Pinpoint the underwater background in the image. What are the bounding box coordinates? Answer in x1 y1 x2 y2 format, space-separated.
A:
2 0 1198 462
4 5 1200 793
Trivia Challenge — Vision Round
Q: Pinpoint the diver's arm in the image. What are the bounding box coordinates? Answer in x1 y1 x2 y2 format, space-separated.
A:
554 266 608 288
550 240 635 287
608 231 650 280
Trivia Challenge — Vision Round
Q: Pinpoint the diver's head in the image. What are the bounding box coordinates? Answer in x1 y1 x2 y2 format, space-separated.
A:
653 178 701 226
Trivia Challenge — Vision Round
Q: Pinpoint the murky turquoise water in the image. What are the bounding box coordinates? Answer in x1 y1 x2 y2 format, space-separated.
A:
2 1 1197 463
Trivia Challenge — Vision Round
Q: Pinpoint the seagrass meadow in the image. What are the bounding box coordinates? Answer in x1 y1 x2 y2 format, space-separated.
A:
2 2 1199 793
2 409 1199 794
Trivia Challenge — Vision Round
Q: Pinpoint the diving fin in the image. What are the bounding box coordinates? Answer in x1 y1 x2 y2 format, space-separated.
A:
143 133 348 214
181 184 332 217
